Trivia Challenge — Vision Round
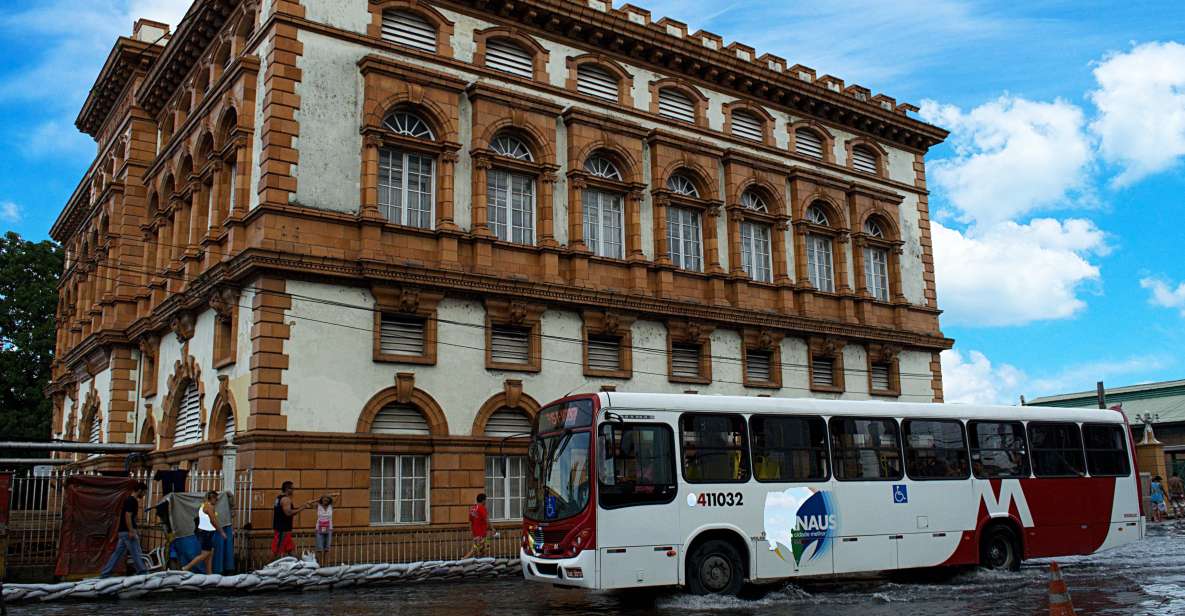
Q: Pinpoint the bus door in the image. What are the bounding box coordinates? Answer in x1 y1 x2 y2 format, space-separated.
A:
596 420 681 588
748 415 834 580
896 419 975 569
829 417 904 574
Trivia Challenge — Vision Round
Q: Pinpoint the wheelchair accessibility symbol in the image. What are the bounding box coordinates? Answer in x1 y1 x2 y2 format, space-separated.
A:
892 484 908 504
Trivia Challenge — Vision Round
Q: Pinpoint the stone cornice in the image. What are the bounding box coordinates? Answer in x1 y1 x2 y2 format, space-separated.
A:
76 36 163 137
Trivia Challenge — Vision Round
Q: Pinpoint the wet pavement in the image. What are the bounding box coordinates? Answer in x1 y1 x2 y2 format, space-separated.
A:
11 522 1185 615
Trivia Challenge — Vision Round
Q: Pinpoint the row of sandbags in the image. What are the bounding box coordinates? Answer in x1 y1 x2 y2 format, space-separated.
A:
1 556 521 604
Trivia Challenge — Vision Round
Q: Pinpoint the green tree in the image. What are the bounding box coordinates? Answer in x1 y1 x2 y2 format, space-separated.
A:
0 231 63 443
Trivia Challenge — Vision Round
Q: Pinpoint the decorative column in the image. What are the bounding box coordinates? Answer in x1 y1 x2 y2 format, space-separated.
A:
539 170 561 283
836 232 857 323
726 207 744 277
358 134 387 264
704 203 725 275
626 188 647 294
566 173 587 251
773 218 795 313
437 150 460 232
472 156 495 274
653 194 674 298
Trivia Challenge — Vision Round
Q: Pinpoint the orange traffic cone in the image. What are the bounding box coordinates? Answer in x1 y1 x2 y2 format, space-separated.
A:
1048 561 1076 615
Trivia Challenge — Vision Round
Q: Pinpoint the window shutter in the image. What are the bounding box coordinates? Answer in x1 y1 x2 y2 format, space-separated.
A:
380 314 426 356
746 349 772 382
576 64 620 101
731 110 764 141
671 343 702 379
485 38 533 78
871 363 892 391
484 408 532 438
381 10 437 53
175 384 202 446
224 408 235 439
89 414 101 444
852 146 878 174
588 336 622 372
372 404 431 435
658 88 696 123
811 357 835 387
491 326 531 365
795 129 824 159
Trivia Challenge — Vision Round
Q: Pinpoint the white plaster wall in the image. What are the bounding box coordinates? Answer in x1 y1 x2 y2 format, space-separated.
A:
897 193 926 305
248 37 268 211
456 95 474 230
303 0 370 33
294 31 365 213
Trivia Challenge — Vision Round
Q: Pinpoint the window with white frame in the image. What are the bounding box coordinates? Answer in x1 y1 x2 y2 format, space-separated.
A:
576 63 620 101
583 189 624 259
487 134 535 244
805 205 834 292
666 173 699 198
741 221 772 282
370 454 428 524
863 219 890 301
485 455 526 520
584 156 622 181
381 10 437 53
667 206 703 272
378 111 435 228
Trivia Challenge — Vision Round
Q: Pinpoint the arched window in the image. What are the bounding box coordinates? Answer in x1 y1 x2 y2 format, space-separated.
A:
381 10 437 53
731 109 765 142
379 110 436 229
372 404 431 435
88 412 101 445
223 406 236 442
851 144 879 175
175 383 202 447
485 38 533 78
666 173 699 198
582 155 626 258
484 408 530 520
487 134 536 244
483 407 532 438
805 204 835 292
739 190 772 282
576 64 619 101
795 128 825 159
658 88 696 123
863 219 890 301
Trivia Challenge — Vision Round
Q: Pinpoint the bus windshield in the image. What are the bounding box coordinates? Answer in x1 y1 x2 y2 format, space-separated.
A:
527 399 595 521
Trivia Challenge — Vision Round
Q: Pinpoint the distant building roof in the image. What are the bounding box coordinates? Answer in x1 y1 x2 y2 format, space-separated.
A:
1028 379 1185 424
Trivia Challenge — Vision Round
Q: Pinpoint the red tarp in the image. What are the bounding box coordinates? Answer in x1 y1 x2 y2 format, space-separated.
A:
54 476 136 578
0 472 11 527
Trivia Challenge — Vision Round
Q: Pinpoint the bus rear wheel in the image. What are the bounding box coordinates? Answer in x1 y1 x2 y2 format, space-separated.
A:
980 526 1021 571
687 540 745 596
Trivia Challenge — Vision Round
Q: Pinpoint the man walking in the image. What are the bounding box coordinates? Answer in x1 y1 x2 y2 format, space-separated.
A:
272 481 312 558
462 493 491 559
100 482 149 577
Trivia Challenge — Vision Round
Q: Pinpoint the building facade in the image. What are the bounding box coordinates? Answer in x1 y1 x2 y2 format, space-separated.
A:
49 0 951 532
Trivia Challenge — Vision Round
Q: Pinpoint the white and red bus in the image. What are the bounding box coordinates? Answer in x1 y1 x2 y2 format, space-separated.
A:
520 393 1143 595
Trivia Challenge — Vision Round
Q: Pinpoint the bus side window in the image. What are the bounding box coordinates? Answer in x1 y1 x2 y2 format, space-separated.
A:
680 414 751 483
598 423 678 509
1029 422 1086 477
750 415 829 482
829 417 903 481
903 419 970 480
969 420 1030 479
1083 424 1131 477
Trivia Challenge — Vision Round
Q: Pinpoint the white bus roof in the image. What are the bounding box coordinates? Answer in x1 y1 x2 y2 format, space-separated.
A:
598 392 1127 425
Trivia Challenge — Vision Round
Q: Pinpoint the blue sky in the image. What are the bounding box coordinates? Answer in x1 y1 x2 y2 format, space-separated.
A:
1 0 1184 404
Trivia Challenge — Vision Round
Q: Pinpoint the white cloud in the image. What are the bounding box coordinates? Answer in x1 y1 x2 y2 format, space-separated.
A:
1140 277 1185 316
942 348 1168 405
0 201 22 224
920 96 1094 226
933 219 1106 326
22 120 95 160
1089 41 1185 187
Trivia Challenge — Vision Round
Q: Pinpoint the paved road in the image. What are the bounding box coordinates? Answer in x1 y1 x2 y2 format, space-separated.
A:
13 522 1185 615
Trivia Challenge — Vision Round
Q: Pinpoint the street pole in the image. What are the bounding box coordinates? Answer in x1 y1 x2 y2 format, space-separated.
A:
1096 381 1106 409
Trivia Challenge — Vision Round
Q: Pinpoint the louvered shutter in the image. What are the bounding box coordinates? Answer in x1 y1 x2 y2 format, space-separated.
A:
175 384 202 446
88 414 101 444
373 404 431 435
485 38 533 78
731 110 764 141
746 349 772 383
380 314 426 356
588 337 621 372
491 326 531 365
795 129 824 159
224 408 235 440
658 88 696 123
871 363 892 391
811 357 835 387
484 408 532 438
577 64 619 101
671 343 702 379
381 10 437 53
852 146 878 174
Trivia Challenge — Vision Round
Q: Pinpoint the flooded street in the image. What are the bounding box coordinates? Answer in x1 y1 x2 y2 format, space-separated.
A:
11 523 1184 616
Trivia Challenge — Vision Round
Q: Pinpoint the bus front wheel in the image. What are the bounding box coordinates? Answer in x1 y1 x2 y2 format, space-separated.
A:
979 525 1021 571
687 540 745 596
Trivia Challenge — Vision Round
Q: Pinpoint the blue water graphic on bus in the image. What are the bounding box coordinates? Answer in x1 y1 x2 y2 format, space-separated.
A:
764 488 839 567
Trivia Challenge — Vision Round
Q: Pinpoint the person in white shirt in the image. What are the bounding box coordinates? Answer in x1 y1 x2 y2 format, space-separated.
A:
182 491 226 573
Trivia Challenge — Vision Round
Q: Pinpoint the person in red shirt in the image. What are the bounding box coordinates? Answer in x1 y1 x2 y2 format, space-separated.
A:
462 493 491 559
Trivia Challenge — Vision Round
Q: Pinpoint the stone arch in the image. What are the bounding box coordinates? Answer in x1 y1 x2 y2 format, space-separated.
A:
575 142 642 185
357 386 449 436
735 178 784 215
368 0 456 58
471 388 541 437
159 354 206 450
139 412 157 448
859 209 901 241
566 53 635 107
798 193 848 229
476 119 554 162
79 387 102 444
195 131 215 164
844 137 889 176
216 106 239 148
658 159 717 201
207 377 238 442
366 97 458 143
788 119 837 163
649 77 709 126
473 26 550 82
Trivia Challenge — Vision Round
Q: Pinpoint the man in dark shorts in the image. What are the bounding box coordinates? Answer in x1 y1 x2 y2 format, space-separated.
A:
100 482 149 577
272 481 313 557
462 493 491 559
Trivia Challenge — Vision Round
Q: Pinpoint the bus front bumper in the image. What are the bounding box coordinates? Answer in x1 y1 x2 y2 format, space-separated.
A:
520 548 598 589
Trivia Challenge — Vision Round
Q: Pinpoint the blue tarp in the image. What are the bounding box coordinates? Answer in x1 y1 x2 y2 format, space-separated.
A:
170 526 235 574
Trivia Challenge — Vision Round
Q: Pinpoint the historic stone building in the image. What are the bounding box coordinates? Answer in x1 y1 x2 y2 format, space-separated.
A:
49 0 951 532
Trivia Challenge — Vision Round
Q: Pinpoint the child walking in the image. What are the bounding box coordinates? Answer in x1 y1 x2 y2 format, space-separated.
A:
315 494 339 564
